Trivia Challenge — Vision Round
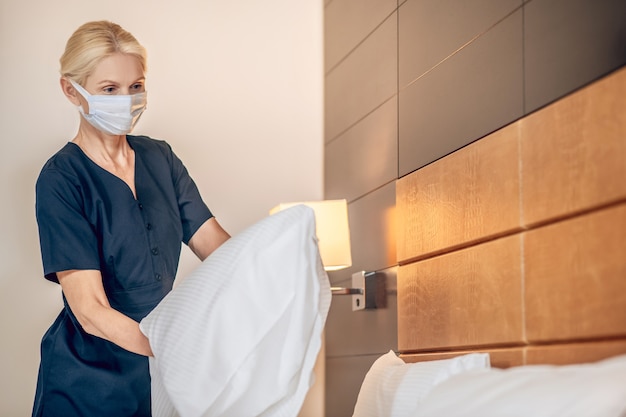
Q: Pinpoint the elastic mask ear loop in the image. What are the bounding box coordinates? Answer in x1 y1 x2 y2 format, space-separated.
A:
69 79 92 114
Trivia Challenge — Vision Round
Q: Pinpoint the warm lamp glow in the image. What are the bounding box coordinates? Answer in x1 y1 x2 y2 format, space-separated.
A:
270 199 352 271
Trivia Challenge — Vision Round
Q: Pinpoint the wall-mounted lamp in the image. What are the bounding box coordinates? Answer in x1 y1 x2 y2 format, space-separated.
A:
270 199 352 271
270 199 386 310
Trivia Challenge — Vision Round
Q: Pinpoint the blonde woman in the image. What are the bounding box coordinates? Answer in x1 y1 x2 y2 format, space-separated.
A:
33 21 230 416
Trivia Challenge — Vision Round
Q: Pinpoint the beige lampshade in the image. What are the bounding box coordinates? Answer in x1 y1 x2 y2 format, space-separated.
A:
270 199 352 271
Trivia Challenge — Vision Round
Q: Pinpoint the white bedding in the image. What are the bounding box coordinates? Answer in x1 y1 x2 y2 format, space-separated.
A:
417 353 626 417
352 350 491 417
140 205 331 417
354 350 626 417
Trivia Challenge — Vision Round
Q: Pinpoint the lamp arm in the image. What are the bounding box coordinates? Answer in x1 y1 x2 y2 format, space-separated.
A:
330 287 363 295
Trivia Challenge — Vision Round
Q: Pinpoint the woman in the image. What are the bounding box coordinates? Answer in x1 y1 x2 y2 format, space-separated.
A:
33 21 230 417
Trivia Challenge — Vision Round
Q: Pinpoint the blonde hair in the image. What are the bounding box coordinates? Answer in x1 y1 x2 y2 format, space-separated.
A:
60 21 147 85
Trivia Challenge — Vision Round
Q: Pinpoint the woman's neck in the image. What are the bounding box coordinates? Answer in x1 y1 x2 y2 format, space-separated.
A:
72 124 137 198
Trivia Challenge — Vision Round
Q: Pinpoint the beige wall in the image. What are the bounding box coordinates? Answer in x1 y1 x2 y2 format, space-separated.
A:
0 1 323 415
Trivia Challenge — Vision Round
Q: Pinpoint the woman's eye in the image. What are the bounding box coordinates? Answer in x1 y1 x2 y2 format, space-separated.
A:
103 86 116 94
131 84 144 92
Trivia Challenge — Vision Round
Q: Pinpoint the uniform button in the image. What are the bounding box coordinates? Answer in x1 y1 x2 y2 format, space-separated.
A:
151 247 159 255
146 223 152 230
138 203 144 210
154 273 162 281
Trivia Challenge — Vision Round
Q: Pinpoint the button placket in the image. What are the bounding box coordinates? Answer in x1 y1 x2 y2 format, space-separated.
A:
137 201 164 283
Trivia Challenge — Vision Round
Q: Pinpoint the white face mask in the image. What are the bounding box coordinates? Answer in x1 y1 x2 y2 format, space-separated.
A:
70 80 147 135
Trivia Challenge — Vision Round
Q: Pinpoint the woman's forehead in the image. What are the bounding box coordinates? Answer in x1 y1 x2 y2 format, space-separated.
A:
88 53 145 85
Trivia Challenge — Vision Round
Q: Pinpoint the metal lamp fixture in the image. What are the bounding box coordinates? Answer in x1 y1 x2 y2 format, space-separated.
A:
270 199 386 310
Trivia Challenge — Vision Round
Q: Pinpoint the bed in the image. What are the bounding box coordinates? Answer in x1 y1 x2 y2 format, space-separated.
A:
350 66 626 416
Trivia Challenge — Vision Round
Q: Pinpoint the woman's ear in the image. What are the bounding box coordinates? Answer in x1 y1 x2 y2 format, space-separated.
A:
60 78 82 106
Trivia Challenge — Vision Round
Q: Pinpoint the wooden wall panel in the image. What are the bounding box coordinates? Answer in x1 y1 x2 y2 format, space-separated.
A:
398 10 523 176
399 0 521 88
401 347 525 369
526 339 626 366
324 12 397 141
324 0 396 73
395 67 626 373
398 235 524 352
325 354 379 417
325 0 626 413
523 0 626 113
521 66 626 227
397 122 521 263
524 203 626 343
325 98 397 202
401 340 626 368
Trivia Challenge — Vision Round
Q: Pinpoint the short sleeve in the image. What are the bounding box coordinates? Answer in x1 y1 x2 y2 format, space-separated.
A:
167 145 213 244
35 169 100 282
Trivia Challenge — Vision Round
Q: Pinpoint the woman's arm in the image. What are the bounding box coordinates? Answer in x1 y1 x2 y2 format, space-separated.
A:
188 217 230 261
58 269 153 357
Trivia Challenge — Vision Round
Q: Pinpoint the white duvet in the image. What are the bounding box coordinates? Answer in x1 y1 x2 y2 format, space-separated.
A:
353 350 626 417
140 205 331 417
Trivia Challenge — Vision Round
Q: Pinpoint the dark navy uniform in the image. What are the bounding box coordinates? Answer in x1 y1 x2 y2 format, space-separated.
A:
33 135 213 417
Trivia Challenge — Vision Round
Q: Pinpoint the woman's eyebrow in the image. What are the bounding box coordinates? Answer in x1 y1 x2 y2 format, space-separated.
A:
96 79 120 86
96 78 145 86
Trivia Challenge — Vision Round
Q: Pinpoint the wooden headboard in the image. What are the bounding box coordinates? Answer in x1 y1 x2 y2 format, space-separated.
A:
395 66 626 369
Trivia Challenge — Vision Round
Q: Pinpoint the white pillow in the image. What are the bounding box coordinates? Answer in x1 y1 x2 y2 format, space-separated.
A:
140 205 331 417
352 350 491 417
417 354 626 417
